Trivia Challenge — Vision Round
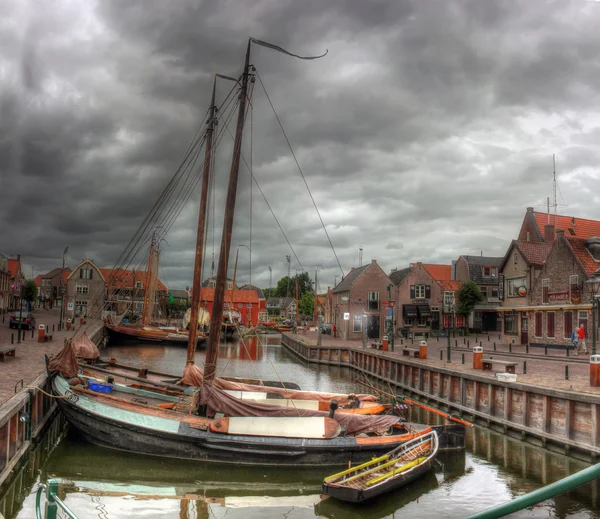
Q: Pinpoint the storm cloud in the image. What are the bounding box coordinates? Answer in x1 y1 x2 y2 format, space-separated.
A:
2 0 600 291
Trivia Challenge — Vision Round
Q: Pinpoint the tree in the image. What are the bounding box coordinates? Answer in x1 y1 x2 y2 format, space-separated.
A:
22 279 38 312
298 292 314 318
275 272 313 298
456 280 484 317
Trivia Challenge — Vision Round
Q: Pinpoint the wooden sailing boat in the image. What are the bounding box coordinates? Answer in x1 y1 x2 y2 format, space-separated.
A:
49 38 465 466
104 234 207 346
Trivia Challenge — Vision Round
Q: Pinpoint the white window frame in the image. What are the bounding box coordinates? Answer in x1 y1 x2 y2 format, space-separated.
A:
404 318 413 326
353 315 362 333
578 310 588 320
443 291 455 306
570 275 579 285
482 266 491 277
542 278 549 305
491 287 499 298
81 268 93 280
135 281 142 288
76 284 89 295
533 311 543 338
479 286 487 297
368 292 379 310
417 318 427 327
507 277 526 298
415 285 426 299
513 253 518 264
491 267 498 277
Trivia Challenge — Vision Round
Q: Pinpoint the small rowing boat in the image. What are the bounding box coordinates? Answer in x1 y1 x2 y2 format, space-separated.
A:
322 430 439 502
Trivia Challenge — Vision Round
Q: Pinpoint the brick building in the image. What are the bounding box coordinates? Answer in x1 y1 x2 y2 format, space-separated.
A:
332 260 392 341
39 267 71 309
201 288 260 327
7 255 23 310
526 232 599 349
0 256 10 313
455 255 503 332
394 263 465 339
239 284 267 323
266 297 296 320
102 268 167 315
66 260 107 319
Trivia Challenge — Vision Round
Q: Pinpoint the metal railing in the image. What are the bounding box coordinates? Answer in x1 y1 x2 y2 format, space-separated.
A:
467 463 600 518
36 479 80 519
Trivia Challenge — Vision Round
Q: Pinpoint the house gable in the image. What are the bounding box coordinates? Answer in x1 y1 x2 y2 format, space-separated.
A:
67 260 106 282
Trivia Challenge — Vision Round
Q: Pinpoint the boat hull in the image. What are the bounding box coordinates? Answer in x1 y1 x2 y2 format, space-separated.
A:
105 325 207 347
322 457 435 503
54 377 463 467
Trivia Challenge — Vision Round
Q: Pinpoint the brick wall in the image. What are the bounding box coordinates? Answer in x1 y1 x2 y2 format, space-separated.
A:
455 257 470 283
66 262 106 319
518 208 543 243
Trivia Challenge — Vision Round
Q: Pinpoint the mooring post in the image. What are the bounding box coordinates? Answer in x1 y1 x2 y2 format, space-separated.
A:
462 353 465 364
440 350 443 361
509 343 512 353
11 333 13 344
526 343 529 354
545 345 548 356
565 365 569 380
523 361 527 374
493 342 496 351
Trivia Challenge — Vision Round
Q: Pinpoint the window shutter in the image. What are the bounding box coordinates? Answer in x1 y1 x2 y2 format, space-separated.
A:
425 285 431 299
90 269 93 280
410 286 415 299
80 269 83 279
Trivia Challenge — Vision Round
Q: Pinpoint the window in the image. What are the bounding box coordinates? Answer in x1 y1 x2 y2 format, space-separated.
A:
404 318 413 326
135 281 142 288
513 253 518 264
76 284 89 295
226 282 232 289
80 268 93 280
246 303 252 308
353 314 362 333
491 287 499 298
455 315 465 327
526 231 530 241
507 277 526 297
415 285 425 299
534 312 543 338
482 266 498 277
368 292 379 310
418 318 427 327
564 311 573 339
547 311 555 338
479 286 487 297
504 311 517 335
542 279 549 304
569 275 579 300
443 291 455 306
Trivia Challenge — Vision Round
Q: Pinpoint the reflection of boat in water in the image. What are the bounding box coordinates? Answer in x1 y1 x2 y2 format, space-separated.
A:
315 469 439 519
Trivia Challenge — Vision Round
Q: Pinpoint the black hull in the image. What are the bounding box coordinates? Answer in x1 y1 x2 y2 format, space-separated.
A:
322 457 436 503
105 327 207 347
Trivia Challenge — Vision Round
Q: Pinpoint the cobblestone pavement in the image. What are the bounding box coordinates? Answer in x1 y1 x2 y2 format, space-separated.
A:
293 329 600 396
0 308 101 403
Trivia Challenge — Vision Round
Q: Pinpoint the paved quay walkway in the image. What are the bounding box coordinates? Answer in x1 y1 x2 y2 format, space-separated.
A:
0 308 101 404
290 330 600 396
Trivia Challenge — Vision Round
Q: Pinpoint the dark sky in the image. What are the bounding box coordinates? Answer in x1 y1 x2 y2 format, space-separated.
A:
2 0 600 290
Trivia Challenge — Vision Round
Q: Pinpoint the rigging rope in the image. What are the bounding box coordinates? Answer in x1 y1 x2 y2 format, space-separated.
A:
255 70 344 277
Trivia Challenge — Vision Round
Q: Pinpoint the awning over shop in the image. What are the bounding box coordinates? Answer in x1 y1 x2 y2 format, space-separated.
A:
403 305 418 318
417 303 432 318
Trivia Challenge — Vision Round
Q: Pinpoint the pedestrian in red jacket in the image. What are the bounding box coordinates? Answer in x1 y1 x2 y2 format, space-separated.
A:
578 325 588 354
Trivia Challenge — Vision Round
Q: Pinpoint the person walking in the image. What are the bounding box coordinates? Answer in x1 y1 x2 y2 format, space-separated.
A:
578 324 588 354
571 327 580 355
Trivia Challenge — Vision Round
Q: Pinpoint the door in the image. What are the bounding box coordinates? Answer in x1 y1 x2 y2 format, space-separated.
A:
367 315 380 339
431 311 440 330
482 312 498 332
521 313 528 345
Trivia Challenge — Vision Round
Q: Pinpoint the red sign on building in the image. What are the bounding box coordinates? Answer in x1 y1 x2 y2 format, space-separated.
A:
548 290 569 303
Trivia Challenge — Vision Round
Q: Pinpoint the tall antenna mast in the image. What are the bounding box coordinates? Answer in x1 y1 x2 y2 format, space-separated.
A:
553 154 558 226
359 247 363 267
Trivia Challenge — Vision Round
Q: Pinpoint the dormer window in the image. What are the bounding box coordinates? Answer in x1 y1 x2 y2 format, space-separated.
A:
482 266 498 277
513 253 518 264
226 282 232 289
80 268 93 280
135 281 142 289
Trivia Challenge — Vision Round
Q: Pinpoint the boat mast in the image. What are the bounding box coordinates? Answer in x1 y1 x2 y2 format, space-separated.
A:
186 79 217 365
141 234 156 326
202 40 252 386
295 278 299 324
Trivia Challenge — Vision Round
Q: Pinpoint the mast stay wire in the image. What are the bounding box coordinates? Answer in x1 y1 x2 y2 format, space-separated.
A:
75 85 242 335
255 70 345 277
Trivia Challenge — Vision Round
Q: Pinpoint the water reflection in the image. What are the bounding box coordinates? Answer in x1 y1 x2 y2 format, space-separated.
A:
6 337 600 518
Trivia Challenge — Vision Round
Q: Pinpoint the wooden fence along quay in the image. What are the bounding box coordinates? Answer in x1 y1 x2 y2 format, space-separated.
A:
281 334 600 462
0 323 106 489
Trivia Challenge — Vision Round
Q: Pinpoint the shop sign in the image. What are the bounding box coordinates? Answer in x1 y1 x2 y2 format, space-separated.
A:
548 290 569 303
518 286 527 297
498 274 504 300
343 312 349 320
571 287 582 305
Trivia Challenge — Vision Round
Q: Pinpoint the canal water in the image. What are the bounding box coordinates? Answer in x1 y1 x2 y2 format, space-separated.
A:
5 335 600 519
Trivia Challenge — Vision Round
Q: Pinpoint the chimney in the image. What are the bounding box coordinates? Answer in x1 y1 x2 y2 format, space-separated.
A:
556 229 564 240
16 254 20 262
544 224 555 243
371 259 377 264
526 207 534 213
391 268 397 273
585 237 600 261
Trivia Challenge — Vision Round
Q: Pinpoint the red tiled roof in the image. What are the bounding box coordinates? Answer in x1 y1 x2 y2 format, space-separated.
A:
199 288 259 303
422 264 452 281
533 211 600 242
100 268 168 291
7 259 19 278
33 275 43 287
515 241 552 266
439 280 461 291
565 237 600 276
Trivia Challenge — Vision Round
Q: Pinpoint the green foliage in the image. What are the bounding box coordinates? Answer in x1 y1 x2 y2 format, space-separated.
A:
298 292 314 317
262 287 277 299
22 279 38 303
456 280 484 317
168 299 190 317
275 272 313 298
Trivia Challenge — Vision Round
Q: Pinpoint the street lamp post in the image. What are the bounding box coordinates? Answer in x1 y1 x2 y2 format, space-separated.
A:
585 269 600 356
334 305 338 338
286 255 291 297
59 247 68 330
386 283 395 352
268 266 272 295
446 295 454 363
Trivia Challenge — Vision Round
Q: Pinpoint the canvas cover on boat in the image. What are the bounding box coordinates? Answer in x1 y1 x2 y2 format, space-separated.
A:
182 306 211 330
47 338 79 378
71 331 100 359
203 384 400 436
181 365 376 405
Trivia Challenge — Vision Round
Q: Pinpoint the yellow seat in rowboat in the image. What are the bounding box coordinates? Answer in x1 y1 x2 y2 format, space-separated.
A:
365 457 427 487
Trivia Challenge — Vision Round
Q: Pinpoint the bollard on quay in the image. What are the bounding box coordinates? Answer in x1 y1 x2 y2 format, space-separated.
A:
526 343 529 354
31 328 34 338
440 350 443 360
565 365 569 380
11 333 14 344
523 361 527 374
462 353 465 364
455 339 458 347
509 343 512 353
480 341 482 347
545 345 548 356
493 342 496 351
566 347 570 357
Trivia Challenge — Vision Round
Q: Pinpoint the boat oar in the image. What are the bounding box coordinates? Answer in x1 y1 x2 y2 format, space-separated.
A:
354 380 473 428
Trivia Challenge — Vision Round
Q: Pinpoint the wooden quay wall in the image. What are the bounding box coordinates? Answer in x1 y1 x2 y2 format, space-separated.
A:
281 334 600 462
